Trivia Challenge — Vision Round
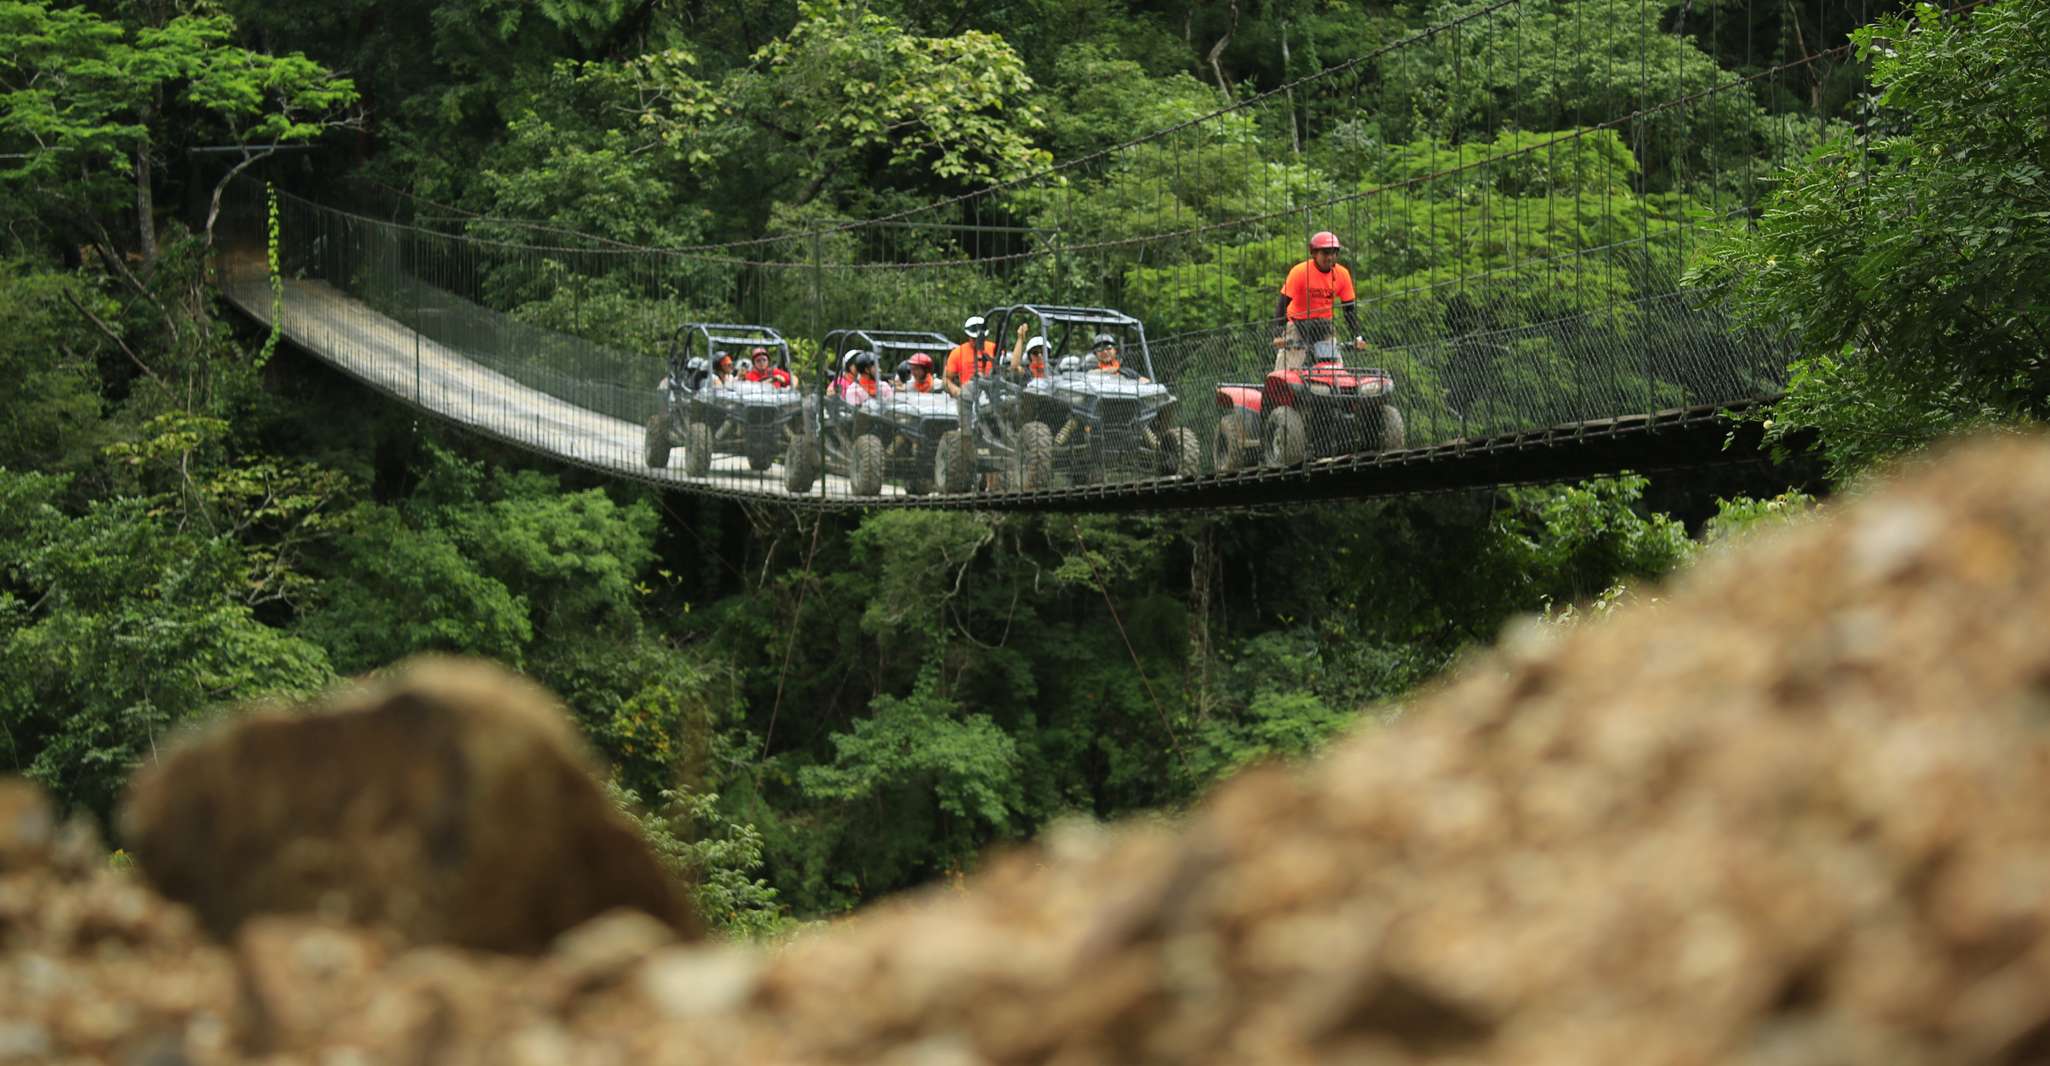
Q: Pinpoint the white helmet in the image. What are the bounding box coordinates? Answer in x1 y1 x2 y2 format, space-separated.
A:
841 349 865 373
962 315 987 337
1025 335 1049 359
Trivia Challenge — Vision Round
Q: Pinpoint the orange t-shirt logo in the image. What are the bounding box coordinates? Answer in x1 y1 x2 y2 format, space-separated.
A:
1281 260 1356 321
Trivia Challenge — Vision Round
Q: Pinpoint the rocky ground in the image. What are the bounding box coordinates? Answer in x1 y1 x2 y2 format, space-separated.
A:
10 435 2050 1064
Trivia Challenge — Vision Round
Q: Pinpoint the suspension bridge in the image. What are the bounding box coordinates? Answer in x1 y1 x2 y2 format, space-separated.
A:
213 0 1838 510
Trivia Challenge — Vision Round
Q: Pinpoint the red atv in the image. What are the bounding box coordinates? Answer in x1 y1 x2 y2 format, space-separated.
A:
1213 338 1404 471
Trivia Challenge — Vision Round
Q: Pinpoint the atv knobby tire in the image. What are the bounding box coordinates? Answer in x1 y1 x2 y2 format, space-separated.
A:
850 434 886 496
1014 421 1054 491
1161 426 1200 477
1375 405 1406 451
936 430 974 493
783 435 820 493
1265 405 1308 467
683 420 713 476
643 413 672 469
1214 409 1257 473
746 439 777 472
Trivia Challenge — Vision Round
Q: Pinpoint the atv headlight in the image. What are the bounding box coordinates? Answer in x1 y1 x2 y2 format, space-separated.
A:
1308 382 1335 396
1357 380 1386 398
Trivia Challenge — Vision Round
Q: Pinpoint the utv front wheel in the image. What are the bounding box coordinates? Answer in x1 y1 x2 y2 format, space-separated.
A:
1214 410 1257 473
783 435 820 493
1014 421 1054 492
1161 426 1201 477
643 413 672 468
1265 406 1307 467
850 434 886 496
936 430 974 493
905 447 936 496
683 420 713 476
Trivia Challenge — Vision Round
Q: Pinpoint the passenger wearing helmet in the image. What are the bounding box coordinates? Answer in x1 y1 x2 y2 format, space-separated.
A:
1008 321 1050 379
838 350 893 406
943 315 999 398
1087 333 1149 382
1275 230 1367 360
679 355 711 391
743 346 794 388
906 352 940 393
831 349 861 396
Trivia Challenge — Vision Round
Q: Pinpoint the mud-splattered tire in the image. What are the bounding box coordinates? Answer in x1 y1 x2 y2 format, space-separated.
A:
1375 406 1406 452
936 430 974 493
783 436 820 493
683 420 713 477
747 441 777 471
1161 426 1200 477
1265 405 1307 467
1014 421 1054 491
643 413 672 468
850 434 886 496
1214 410 1257 473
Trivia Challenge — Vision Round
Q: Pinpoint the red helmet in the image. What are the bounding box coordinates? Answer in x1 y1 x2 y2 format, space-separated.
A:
908 352 934 370
1309 230 1342 251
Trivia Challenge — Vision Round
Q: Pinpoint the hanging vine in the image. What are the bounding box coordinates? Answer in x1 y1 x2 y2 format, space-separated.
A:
257 182 283 368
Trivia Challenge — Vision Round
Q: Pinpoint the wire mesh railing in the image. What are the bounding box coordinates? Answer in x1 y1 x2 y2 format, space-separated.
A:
214 0 1869 506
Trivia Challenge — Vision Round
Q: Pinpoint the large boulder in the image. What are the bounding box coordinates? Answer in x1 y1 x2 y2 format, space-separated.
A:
120 657 700 952
21 434 2050 1064
0 778 54 874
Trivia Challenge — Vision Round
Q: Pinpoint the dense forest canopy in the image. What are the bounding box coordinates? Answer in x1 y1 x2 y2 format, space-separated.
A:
3 0 2044 931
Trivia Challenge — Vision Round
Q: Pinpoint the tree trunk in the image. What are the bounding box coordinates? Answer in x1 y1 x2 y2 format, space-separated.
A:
1207 0 1240 101
204 149 278 250
1185 518 1218 721
1281 21 1300 156
136 85 164 266
135 147 156 266
793 161 839 207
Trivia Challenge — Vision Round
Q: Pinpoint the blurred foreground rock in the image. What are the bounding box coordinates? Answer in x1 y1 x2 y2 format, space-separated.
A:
121 656 701 951
11 436 2050 1063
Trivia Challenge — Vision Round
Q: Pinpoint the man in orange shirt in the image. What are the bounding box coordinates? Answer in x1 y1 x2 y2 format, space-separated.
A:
945 317 1001 489
944 315 998 398
1274 230 1367 362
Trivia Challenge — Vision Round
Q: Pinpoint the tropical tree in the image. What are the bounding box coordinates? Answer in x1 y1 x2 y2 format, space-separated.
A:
0 0 360 260
1692 0 2050 477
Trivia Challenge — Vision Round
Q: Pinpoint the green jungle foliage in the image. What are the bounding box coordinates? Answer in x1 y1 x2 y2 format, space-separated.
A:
6 0 2035 932
1694 0 2050 477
